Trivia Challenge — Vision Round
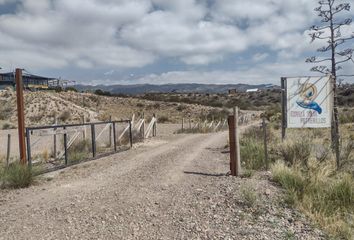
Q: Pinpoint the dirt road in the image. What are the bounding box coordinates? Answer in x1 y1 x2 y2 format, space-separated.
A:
0 126 325 240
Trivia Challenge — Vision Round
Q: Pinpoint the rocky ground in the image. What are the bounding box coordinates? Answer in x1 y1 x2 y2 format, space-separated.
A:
0 124 326 240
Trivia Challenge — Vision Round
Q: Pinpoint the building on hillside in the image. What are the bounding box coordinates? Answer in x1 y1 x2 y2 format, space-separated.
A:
228 89 237 95
0 72 63 90
246 88 259 93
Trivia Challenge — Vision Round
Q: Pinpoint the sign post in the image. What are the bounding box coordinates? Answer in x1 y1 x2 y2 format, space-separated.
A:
283 76 333 129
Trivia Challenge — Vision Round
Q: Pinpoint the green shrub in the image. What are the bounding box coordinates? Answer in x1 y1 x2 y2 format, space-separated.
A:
279 139 311 167
1 163 34 189
241 139 265 170
271 162 305 195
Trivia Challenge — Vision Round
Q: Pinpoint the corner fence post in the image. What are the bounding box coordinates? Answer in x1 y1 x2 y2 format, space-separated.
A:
112 122 117 152
25 129 31 168
63 127 68 165
129 120 133 148
16 68 27 164
91 124 96 158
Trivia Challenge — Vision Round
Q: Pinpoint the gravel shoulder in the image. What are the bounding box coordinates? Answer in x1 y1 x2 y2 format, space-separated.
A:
0 125 326 240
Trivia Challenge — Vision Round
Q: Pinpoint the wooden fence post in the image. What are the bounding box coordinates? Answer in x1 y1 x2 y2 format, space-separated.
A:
15 68 26 164
262 118 269 170
234 107 241 176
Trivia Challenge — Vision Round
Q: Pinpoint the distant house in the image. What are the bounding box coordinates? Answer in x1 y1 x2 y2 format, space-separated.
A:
0 72 61 90
228 89 237 95
246 88 259 93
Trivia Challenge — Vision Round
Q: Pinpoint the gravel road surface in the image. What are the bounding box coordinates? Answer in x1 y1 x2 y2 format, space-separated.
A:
0 126 326 240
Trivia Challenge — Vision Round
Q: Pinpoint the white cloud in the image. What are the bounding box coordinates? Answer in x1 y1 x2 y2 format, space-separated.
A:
0 0 352 84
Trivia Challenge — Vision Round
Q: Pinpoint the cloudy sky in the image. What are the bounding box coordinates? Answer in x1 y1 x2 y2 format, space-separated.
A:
0 0 353 85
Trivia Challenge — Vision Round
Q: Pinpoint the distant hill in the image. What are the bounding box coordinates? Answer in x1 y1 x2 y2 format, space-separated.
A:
74 83 277 95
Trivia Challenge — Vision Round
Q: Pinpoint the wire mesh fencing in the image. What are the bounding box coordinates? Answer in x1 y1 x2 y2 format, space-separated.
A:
25 120 132 173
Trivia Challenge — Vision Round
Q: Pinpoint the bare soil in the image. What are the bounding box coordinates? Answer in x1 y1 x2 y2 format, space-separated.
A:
0 125 326 240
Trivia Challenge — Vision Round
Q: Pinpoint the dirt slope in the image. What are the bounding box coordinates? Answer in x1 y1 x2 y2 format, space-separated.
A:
0 127 325 240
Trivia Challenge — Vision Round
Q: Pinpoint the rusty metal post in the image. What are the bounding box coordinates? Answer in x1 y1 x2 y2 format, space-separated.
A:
15 68 26 164
234 107 241 176
228 116 236 176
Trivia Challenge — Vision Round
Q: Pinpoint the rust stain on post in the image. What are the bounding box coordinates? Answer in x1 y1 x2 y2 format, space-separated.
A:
16 68 27 164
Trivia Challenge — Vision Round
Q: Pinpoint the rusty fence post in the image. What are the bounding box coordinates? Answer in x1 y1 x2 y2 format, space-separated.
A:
228 116 236 176
16 68 26 164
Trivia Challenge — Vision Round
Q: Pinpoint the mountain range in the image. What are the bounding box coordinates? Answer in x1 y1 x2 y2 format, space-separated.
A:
74 83 277 95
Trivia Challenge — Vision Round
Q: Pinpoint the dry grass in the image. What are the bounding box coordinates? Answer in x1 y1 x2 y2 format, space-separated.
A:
268 125 354 239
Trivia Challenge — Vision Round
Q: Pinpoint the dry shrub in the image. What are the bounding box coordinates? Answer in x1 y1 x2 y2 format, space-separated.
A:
58 110 71 122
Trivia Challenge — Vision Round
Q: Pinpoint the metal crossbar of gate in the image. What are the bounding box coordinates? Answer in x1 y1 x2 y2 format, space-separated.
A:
25 120 132 172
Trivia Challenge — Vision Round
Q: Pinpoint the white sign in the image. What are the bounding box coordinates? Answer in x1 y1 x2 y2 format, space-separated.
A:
286 76 333 128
